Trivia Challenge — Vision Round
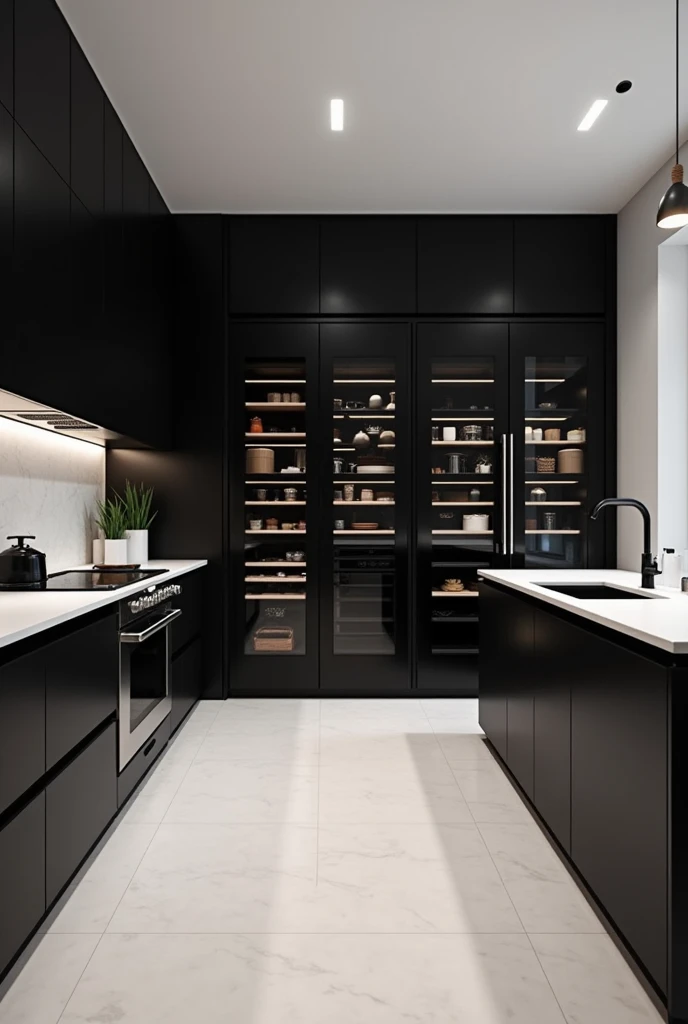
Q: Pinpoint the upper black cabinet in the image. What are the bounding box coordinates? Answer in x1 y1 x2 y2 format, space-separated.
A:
0 0 13 114
418 217 513 314
70 39 104 216
320 217 416 314
514 217 606 314
229 216 319 314
15 0 70 183
0 103 11 292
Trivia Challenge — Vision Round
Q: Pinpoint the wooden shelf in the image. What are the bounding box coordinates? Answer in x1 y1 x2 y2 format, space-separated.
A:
245 530 306 535
432 479 493 485
334 411 395 418
333 501 395 506
525 529 581 535
525 501 581 506
246 433 306 439
432 440 494 446
334 530 395 535
432 501 493 507
432 529 493 535
245 379 306 384
431 379 494 384
245 561 306 567
245 476 306 483
245 403 305 410
431 416 494 422
525 440 586 445
432 590 479 597
245 501 306 506
525 479 578 485
333 379 395 384
244 593 306 600
245 576 306 583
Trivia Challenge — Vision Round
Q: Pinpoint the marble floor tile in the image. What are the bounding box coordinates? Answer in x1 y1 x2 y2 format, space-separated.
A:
531 933 663 1023
214 697 321 721
319 758 473 824
421 697 480 719
310 822 524 933
107 823 318 933
319 723 442 765
479 824 604 933
452 764 533 824
46 824 158 934
435 732 497 763
0 934 100 1024
194 723 320 763
60 932 566 1024
427 716 486 735
163 759 319 824
118 757 192 825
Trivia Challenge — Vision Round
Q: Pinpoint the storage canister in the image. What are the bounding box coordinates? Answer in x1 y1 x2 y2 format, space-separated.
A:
557 448 584 473
462 513 490 532
246 447 275 474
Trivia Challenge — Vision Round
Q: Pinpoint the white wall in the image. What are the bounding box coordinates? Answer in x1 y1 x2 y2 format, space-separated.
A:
617 144 686 568
0 418 105 572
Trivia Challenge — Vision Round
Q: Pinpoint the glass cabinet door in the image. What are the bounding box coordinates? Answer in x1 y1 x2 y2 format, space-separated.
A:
510 324 606 570
319 324 411 693
230 324 320 693
416 324 509 692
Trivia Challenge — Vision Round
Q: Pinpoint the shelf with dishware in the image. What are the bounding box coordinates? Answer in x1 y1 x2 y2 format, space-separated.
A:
333 410 396 418
245 529 306 535
245 561 307 568
525 440 586 446
525 529 581 535
246 403 305 411
432 529 493 536
431 440 495 447
525 501 581 506
334 530 395 535
432 501 493 507
333 501 395 506
245 433 306 440
245 501 306 506
244 593 306 600
431 590 479 598
245 575 306 583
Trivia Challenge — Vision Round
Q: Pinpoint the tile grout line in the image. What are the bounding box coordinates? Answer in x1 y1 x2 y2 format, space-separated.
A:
524 935 572 1024
316 698 322 885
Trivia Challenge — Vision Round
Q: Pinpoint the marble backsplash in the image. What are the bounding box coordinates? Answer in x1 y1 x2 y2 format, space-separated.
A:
0 418 105 572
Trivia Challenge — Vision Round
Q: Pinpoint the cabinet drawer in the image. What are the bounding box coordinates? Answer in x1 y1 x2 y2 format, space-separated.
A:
45 613 118 769
0 649 45 816
171 570 204 655
46 723 117 904
0 792 45 976
171 637 203 734
117 713 170 808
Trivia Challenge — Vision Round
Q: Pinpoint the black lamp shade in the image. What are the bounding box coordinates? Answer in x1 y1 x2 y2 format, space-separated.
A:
657 167 688 228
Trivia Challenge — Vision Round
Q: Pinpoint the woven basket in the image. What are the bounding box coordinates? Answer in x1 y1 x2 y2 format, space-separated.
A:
536 457 556 474
253 627 294 652
246 448 275 474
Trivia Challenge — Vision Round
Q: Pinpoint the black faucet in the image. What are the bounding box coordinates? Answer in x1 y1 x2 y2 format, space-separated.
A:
589 498 661 589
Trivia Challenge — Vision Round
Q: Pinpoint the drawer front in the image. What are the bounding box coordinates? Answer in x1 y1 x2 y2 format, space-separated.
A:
171 637 203 734
171 570 204 654
0 792 46 976
117 713 170 807
0 649 45 816
46 613 118 769
46 723 117 904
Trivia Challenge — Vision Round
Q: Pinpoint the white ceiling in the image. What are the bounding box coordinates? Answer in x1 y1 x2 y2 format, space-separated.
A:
58 0 688 214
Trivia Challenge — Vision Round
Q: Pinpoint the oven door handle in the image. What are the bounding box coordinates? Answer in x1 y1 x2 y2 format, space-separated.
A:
120 608 182 643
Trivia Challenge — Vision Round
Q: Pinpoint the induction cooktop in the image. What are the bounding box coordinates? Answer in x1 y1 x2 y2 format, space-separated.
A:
0 569 167 592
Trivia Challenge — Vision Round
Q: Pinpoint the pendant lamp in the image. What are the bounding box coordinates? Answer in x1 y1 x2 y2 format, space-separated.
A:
657 0 688 227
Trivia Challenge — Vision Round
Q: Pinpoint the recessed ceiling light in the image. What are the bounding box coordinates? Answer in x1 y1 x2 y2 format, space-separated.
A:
330 98 344 131
577 99 608 131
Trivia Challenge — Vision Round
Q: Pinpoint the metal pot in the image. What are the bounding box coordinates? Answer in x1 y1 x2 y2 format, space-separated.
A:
0 535 47 588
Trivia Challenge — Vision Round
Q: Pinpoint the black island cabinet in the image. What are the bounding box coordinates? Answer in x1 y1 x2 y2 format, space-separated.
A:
479 578 685 1022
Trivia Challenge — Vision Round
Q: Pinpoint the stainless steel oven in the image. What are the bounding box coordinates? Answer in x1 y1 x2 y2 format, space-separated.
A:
118 582 182 769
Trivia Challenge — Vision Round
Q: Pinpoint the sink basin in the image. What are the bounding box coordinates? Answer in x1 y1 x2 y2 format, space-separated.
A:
536 583 656 600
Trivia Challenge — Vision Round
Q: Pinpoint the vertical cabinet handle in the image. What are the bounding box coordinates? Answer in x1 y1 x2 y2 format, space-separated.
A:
501 434 508 554
509 433 515 555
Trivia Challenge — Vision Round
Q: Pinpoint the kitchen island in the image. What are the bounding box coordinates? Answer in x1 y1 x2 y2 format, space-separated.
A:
478 568 688 1023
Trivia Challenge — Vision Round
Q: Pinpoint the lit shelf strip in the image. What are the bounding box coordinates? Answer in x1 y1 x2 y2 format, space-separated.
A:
246 433 306 439
245 576 306 583
333 379 395 384
525 440 586 445
245 403 305 410
525 501 581 506
525 480 578 484
245 501 306 506
245 379 306 384
246 443 306 448
244 594 306 600
431 479 493 485
334 530 395 535
432 502 493 507
432 417 494 422
333 501 395 506
525 529 581 535
245 561 306 567
431 379 494 384
432 590 479 598
432 441 494 447
432 529 493 535
245 530 306 535
525 378 566 383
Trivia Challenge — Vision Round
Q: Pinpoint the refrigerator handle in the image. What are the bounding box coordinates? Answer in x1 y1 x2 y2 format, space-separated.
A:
509 433 515 555
501 434 508 554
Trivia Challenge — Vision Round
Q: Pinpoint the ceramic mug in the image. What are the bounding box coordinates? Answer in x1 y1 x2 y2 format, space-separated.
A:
249 519 263 531
443 426 457 441
334 519 345 530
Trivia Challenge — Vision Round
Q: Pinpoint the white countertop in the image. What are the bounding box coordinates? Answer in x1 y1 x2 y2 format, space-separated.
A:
478 568 688 654
0 560 207 651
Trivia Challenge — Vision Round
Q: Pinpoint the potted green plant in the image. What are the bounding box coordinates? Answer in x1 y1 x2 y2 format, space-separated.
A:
121 481 157 564
95 495 129 565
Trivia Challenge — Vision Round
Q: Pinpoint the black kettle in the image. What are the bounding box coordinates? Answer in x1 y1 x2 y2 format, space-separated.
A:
0 536 48 589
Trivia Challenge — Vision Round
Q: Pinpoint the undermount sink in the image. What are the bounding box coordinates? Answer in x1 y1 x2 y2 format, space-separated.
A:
536 583 657 600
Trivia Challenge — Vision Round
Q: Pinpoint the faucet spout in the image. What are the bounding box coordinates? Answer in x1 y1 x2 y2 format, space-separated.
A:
589 498 660 589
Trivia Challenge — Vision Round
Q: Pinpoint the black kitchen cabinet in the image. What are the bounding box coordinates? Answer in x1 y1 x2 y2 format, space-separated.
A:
14 0 70 183
45 614 118 770
0 0 13 114
0 103 11 292
229 216 319 314
532 608 571 852
0 649 45 817
70 39 104 216
46 722 117 905
571 628 667 992
514 216 607 314
478 583 509 759
171 569 204 655
170 638 203 734
70 195 103 377
418 217 513 314
0 793 45 977
320 217 416 314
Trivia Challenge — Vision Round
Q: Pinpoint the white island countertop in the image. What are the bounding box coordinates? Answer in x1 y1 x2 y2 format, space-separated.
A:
0 559 207 651
479 568 688 654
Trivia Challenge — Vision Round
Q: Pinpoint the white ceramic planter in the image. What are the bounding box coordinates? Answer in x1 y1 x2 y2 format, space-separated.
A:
125 529 148 564
103 538 128 565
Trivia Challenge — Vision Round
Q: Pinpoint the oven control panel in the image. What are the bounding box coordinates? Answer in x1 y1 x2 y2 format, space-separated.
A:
123 583 182 621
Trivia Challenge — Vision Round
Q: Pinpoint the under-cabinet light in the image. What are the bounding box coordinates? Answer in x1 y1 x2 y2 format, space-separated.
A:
577 99 607 131
331 99 344 131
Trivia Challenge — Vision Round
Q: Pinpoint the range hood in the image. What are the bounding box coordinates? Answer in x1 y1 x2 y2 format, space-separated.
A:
0 388 120 446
